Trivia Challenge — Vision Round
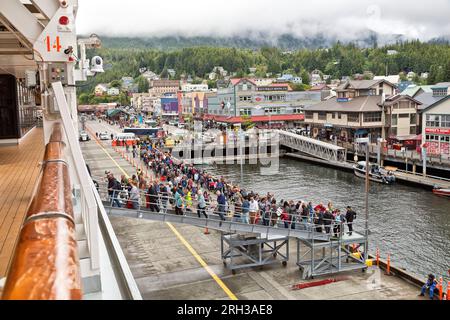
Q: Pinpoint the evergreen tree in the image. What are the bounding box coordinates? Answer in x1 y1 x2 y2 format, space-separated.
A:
136 76 149 93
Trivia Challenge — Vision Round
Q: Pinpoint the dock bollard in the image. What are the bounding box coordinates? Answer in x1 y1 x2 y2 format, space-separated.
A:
439 277 443 300
204 227 210 235
386 254 391 275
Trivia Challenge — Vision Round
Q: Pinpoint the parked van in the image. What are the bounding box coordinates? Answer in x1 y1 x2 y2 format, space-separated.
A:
115 132 136 141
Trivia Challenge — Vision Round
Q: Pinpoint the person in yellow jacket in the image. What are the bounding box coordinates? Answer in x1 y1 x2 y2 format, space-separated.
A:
185 189 193 212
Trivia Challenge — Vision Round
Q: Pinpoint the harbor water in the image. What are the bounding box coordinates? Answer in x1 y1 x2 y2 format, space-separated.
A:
204 157 450 282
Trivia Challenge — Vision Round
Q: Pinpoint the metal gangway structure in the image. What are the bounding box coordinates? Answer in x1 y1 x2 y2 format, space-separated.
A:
0 0 141 299
98 187 369 279
277 130 347 162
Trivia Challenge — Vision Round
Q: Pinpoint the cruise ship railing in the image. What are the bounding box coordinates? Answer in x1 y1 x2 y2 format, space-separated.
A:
1 123 82 300
53 82 100 274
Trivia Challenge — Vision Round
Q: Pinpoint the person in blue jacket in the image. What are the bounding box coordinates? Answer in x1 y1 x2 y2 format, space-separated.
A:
419 274 438 299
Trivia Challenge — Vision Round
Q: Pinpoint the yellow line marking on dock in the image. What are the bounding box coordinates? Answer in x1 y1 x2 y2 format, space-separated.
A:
166 222 238 300
86 126 238 300
86 127 129 177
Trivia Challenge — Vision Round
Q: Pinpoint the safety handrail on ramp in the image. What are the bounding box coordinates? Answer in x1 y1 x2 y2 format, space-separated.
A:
102 201 366 244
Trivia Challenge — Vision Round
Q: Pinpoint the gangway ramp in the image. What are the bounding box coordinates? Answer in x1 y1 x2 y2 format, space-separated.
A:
103 203 332 242
277 130 347 162
102 202 368 279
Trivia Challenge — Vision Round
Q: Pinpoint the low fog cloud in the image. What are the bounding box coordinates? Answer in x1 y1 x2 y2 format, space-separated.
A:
76 0 450 41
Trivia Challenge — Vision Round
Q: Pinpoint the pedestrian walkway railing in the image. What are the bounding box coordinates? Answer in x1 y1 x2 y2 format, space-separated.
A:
1 123 82 300
98 187 367 243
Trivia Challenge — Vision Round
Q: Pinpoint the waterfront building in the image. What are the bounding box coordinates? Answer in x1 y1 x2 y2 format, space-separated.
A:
149 79 180 97
132 93 154 115
178 91 193 116
382 94 422 139
400 84 434 97
161 93 180 120
303 80 396 142
204 78 321 127
421 94 450 158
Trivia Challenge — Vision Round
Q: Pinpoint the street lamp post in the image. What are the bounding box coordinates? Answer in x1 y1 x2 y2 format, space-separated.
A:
239 125 244 185
357 135 370 261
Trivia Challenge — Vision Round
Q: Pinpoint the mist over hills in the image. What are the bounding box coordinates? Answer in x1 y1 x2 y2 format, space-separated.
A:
95 32 449 50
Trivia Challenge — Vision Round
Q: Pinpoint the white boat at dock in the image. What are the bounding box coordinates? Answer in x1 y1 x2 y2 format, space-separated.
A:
353 161 396 184
432 188 450 198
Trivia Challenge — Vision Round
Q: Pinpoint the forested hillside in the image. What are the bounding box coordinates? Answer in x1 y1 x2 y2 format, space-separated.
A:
79 41 450 96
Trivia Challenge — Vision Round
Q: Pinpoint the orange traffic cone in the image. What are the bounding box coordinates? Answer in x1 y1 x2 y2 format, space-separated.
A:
446 281 449 300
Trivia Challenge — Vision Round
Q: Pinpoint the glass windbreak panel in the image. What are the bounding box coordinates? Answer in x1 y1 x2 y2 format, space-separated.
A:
17 80 37 137
0 75 19 139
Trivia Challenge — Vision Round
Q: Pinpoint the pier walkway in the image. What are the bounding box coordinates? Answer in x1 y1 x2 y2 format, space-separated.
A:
285 152 450 189
277 130 347 162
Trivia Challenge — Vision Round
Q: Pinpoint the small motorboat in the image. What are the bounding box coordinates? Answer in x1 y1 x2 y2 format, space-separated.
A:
432 188 450 198
353 161 396 184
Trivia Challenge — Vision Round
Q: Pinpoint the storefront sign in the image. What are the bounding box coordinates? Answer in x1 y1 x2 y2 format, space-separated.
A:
257 86 288 92
425 128 450 135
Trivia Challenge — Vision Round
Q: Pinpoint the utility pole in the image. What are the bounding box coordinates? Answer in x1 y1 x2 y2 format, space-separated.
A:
364 135 370 260
240 126 244 185
422 145 427 177
357 135 370 261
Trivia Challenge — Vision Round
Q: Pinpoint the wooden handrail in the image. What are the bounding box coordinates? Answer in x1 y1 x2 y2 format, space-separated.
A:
1 123 82 300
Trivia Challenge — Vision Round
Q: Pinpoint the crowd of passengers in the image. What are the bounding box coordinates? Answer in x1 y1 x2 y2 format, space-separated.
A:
106 140 358 236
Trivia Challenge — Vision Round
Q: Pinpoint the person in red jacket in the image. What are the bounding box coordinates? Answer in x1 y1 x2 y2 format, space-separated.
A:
281 208 290 228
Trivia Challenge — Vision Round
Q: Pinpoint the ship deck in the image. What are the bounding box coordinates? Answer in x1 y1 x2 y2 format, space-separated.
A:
0 128 44 277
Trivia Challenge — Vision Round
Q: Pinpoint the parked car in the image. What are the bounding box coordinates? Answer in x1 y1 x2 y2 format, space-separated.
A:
99 132 109 140
79 131 90 142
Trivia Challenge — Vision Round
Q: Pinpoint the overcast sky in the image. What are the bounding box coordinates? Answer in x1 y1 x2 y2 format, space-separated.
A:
76 0 450 41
